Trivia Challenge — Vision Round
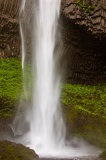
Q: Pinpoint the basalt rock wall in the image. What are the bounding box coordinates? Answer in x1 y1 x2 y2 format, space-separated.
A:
0 0 20 58
0 0 106 84
61 16 106 84
61 0 106 84
62 0 106 38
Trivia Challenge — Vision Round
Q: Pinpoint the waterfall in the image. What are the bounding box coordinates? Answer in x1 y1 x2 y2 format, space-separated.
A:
19 0 66 156
11 0 101 158
30 0 66 155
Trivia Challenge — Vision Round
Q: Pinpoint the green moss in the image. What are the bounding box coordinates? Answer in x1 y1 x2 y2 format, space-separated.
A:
61 83 106 148
0 58 22 118
0 140 38 160
0 58 22 100
0 58 33 118
62 104 106 148
61 83 106 118
76 0 94 12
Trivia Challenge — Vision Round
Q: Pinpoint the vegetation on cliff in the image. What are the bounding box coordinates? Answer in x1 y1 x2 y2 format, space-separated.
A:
76 0 94 12
61 83 106 118
0 58 21 118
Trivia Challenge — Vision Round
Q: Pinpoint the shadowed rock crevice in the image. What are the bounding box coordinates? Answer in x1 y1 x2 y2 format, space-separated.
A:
61 16 106 84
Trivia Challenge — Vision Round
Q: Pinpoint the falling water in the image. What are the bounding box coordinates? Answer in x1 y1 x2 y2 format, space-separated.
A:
30 0 66 155
19 0 66 156
11 0 101 158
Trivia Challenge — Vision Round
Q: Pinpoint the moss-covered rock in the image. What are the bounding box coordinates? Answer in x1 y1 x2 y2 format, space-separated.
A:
63 105 106 148
100 150 106 160
0 140 38 160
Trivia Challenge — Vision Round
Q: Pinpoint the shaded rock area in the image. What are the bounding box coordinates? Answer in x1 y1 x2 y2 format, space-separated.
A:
0 140 38 160
61 0 106 83
0 0 36 60
61 16 106 84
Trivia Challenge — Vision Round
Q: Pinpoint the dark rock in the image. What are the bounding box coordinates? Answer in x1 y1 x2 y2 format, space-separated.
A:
61 15 106 84
61 1 106 84
61 0 106 84
100 150 106 160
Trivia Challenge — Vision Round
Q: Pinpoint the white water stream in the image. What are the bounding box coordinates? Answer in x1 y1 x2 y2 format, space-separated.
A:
11 0 101 158
29 0 66 155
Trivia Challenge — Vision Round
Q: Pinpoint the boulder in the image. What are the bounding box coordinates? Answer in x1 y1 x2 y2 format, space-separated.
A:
0 140 38 160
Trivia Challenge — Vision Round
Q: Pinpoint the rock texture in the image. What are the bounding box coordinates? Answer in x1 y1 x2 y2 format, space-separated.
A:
61 16 106 84
61 0 106 84
0 0 106 83
62 0 106 38
0 0 20 58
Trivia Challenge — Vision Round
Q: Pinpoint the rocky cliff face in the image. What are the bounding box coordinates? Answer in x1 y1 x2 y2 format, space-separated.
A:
0 0 20 58
62 0 106 38
61 0 106 84
0 0 106 84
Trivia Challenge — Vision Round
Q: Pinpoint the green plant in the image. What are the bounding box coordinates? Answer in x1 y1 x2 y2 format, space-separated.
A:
0 58 33 118
0 58 22 118
61 83 106 118
76 0 94 12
